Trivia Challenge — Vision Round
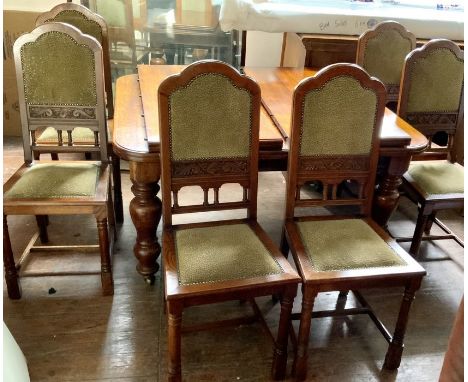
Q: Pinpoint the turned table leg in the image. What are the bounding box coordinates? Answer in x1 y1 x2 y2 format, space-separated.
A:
129 161 162 283
373 154 410 227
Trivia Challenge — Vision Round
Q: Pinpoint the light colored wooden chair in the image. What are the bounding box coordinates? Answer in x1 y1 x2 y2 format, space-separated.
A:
3 23 114 299
356 20 416 105
35 3 123 223
158 60 300 381
280 63 426 381
395 39 464 257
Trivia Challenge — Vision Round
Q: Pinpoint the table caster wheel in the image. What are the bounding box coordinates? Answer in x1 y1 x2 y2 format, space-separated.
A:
145 275 155 285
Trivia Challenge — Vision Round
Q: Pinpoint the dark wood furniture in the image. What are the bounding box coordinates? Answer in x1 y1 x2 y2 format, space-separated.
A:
158 61 300 381
112 65 427 282
35 2 124 223
4 23 114 299
395 39 464 256
300 33 464 69
356 21 416 104
280 63 426 381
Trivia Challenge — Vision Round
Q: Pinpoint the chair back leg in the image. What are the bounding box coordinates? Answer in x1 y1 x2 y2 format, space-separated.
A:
3 215 22 299
97 217 114 295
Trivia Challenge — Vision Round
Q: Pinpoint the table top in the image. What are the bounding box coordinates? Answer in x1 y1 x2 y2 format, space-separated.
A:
113 65 428 160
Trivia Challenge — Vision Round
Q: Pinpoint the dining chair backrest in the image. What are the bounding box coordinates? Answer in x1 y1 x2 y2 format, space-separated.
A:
397 39 464 159
158 60 262 227
36 3 114 118
13 22 108 164
285 63 387 219
356 21 416 103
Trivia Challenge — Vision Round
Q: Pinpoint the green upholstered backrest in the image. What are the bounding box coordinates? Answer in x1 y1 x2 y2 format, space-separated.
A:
169 73 252 161
43 10 103 44
363 29 413 85
20 31 97 106
406 48 464 113
300 75 378 156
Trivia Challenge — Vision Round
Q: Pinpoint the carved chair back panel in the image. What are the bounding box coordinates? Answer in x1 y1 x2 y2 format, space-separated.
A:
13 23 108 162
398 39 464 154
159 61 261 225
286 64 386 218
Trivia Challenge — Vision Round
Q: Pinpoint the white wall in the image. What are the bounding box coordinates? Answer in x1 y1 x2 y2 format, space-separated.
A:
245 31 283 67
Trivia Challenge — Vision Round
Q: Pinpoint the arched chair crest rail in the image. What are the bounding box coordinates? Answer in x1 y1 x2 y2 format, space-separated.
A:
356 20 416 106
3 22 115 299
34 2 123 223
394 39 464 257
158 60 300 382
280 63 426 381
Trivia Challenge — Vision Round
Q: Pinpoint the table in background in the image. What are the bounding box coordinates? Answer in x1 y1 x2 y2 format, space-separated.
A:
113 65 428 281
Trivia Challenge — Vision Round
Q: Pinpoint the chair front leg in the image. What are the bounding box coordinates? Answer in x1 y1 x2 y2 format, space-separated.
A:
167 301 183 382
272 284 297 380
97 217 113 296
293 285 318 381
3 215 21 299
383 278 422 370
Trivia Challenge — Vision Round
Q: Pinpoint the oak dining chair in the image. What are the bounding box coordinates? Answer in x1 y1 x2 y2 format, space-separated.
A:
395 39 464 257
280 63 426 381
158 60 300 381
35 2 123 223
356 20 416 106
4 22 114 299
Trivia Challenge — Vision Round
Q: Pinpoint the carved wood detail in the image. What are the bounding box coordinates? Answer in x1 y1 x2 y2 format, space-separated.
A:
299 155 370 172
406 112 458 126
172 159 249 177
28 106 96 119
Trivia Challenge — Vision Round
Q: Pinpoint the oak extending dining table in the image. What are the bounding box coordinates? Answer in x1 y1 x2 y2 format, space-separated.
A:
112 64 428 281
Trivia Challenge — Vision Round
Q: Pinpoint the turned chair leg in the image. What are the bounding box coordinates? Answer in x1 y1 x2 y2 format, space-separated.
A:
383 280 421 369
97 217 114 296
111 153 124 224
272 285 296 380
35 215 49 243
293 285 318 381
3 215 21 299
167 301 183 382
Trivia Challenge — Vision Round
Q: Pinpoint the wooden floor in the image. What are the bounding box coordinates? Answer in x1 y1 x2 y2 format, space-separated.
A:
3 137 464 381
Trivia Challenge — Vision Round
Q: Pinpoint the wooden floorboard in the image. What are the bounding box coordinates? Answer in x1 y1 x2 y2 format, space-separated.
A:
3 137 464 381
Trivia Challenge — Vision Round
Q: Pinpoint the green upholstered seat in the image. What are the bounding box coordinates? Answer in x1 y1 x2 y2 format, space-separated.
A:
175 224 284 285
36 127 96 145
5 163 99 199
297 219 406 271
407 160 464 196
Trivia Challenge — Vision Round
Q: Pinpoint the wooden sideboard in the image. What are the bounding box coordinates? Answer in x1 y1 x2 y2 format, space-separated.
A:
298 33 465 68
